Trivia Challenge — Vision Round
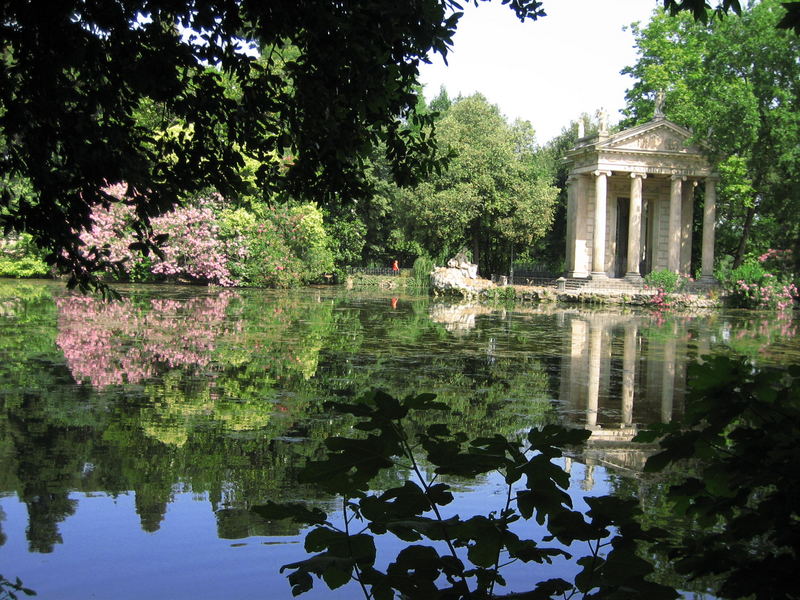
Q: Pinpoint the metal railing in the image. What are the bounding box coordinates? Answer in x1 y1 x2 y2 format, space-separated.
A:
511 263 557 280
347 267 408 277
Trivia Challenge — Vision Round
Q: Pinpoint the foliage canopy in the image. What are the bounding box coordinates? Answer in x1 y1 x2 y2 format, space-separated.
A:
396 94 558 274
622 0 800 268
2 0 790 291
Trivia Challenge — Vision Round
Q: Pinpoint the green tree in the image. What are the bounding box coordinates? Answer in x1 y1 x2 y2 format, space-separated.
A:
0 1 480 291
622 0 800 268
2 0 776 293
398 94 558 275
526 114 598 270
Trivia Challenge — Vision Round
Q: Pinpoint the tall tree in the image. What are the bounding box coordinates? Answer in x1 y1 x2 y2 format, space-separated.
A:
531 114 599 270
397 94 558 275
622 0 800 268
0 1 542 291
0 0 777 290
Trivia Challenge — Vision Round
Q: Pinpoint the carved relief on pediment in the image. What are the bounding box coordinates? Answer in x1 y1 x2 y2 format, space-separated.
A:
610 127 691 153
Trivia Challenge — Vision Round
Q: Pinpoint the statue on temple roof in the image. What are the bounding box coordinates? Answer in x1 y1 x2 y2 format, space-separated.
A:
654 89 666 119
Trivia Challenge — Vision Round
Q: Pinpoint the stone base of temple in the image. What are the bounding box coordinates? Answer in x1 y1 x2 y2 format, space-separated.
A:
624 272 644 283
589 271 608 280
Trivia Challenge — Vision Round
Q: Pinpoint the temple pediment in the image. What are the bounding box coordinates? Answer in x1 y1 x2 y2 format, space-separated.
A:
602 121 699 154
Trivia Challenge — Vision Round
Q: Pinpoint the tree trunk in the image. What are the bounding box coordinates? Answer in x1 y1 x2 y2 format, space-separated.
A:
471 226 481 276
733 202 757 268
509 244 515 285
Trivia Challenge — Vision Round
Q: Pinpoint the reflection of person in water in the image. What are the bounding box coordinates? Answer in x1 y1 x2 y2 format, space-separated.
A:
392 260 399 274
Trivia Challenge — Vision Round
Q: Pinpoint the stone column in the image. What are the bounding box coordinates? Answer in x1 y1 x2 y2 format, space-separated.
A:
681 181 696 275
626 173 646 281
565 175 577 275
591 170 612 279
668 175 685 273
621 323 637 426
700 176 718 282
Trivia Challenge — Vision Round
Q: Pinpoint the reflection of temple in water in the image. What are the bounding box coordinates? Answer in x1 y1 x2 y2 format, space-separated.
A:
558 311 692 482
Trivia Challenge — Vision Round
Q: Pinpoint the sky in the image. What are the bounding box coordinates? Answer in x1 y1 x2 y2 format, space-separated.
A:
417 0 662 143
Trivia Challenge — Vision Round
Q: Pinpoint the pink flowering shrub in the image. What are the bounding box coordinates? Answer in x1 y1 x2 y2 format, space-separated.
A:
77 183 153 279
78 184 334 288
724 255 797 311
643 270 694 310
758 248 794 279
78 184 236 286
149 198 237 286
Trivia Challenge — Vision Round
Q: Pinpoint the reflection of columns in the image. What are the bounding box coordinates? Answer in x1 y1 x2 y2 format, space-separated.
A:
701 177 718 282
622 324 637 426
568 318 589 414
661 330 677 423
591 170 612 279
586 322 603 427
582 464 595 491
668 175 685 273
626 173 646 280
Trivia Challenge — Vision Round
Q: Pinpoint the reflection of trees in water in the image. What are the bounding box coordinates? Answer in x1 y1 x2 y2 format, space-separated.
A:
55 292 239 387
1 282 799 554
0 506 6 547
6 403 81 553
607 474 721 597
216 508 300 539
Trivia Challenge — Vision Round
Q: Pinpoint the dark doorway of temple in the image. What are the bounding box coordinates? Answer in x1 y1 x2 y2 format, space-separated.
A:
615 197 630 277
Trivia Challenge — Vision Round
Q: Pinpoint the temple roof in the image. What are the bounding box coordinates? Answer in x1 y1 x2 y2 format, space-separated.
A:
565 117 713 177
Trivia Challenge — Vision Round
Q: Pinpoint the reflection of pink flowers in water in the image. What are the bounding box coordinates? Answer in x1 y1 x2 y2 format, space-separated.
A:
56 292 239 388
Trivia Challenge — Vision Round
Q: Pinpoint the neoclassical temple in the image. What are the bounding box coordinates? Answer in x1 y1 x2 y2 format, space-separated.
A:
563 108 718 282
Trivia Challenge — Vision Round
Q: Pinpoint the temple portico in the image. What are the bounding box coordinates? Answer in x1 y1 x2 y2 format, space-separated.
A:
564 115 717 282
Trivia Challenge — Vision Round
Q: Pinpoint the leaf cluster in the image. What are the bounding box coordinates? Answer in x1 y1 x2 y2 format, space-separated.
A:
255 390 677 599
622 0 800 265
0 575 36 600
635 355 800 599
1 0 490 293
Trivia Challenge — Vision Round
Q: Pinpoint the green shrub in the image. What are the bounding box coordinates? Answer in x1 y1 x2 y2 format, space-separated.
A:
644 269 683 293
218 203 335 287
722 257 797 310
411 256 435 287
286 203 335 282
0 234 50 278
241 218 304 288
483 285 517 303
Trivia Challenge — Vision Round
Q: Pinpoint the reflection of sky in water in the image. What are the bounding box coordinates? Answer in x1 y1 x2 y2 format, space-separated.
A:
1 281 798 598
1 459 610 600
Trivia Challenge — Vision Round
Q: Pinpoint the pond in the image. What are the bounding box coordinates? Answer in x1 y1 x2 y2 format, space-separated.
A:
1 279 798 599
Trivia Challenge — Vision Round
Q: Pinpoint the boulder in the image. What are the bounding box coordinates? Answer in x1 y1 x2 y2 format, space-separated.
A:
430 255 494 298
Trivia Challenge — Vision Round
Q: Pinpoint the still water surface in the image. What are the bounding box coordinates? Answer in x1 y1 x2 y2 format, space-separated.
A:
1 280 798 599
